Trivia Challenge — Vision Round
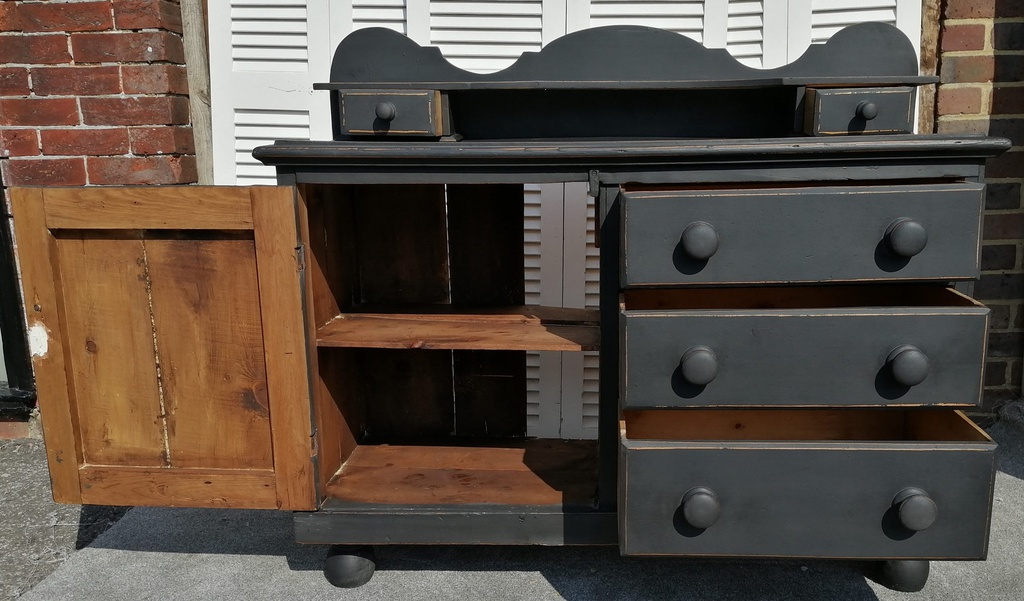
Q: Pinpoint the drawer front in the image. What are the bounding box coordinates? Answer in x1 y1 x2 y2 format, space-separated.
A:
340 90 444 136
621 184 984 286
620 438 995 558
804 87 914 135
621 302 988 408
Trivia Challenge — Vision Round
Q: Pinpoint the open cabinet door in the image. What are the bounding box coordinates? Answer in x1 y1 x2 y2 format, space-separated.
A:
11 186 316 510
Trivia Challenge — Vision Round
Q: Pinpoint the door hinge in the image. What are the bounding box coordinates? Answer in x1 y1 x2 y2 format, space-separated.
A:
295 245 306 271
588 169 600 198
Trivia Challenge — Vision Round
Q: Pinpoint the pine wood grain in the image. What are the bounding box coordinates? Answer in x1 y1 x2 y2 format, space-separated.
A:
327 440 598 506
79 467 278 508
317 311 600 351
56 233 167 467
146 236 274 470
43 186 253 230
9 188 82 502
251 186 318 510
907 410 992 443
624 409 911 442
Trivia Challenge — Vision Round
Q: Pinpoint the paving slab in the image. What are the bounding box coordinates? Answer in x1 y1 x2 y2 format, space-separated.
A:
15 410 1024 601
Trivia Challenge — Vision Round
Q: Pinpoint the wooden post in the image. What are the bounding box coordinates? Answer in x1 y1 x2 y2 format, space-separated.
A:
181 0 215 184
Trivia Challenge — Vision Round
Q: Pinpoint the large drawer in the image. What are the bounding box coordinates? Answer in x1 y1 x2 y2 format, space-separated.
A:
619 409 996 559
620 183 984 286
621 286 988 408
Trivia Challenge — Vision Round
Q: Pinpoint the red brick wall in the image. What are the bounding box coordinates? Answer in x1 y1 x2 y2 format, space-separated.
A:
0 0 196 186
937 0 1024 411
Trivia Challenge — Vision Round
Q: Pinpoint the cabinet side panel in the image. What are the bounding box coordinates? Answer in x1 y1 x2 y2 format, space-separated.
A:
55 233 166 467
10 188 82 502
146 235 275 470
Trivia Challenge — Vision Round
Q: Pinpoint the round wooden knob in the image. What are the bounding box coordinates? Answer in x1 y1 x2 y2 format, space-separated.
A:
375 102 397 121
857 101 879 120
680 346 718 386
893 488 938 531
682 487 721 529
681 221 719 261
888 345 930 386
885 218 928 257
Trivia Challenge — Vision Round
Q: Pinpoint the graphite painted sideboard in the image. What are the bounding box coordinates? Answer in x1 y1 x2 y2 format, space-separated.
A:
13 23 1010 593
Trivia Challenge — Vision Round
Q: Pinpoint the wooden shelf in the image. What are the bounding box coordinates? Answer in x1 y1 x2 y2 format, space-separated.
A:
316 306 600 351
326 440 598 506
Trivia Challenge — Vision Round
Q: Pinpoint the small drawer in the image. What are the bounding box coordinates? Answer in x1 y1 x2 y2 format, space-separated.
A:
620 183 984 286
339 90 445 137
804 87 914 135
619 409 996 558
620 286 988 408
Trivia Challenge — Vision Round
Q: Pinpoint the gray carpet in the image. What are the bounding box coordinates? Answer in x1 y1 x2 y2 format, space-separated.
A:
21 414 1024 601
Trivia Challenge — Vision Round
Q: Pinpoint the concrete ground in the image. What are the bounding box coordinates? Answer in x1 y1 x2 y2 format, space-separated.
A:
7 405 1024 601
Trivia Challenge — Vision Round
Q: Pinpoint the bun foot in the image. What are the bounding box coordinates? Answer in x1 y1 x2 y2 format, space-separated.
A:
323 545 376 588
873 559 929 592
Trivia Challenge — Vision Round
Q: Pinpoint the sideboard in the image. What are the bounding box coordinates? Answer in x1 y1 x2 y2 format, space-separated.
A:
12 22 1009 593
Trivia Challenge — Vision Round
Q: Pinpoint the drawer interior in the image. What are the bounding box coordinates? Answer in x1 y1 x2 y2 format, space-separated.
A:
623 284 982 311
623 409 991 443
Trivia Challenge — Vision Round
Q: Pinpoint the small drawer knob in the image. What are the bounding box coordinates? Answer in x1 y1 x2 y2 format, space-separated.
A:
893 488 938 532
885 218 928 258
682 487 721 529
375 101 397 121
681 221 719 261
857 101 879 121
888 345 930 386
680 346 718 386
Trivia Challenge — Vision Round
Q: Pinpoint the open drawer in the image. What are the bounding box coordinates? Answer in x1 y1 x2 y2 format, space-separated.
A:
619 409 996 559
621 286 989 408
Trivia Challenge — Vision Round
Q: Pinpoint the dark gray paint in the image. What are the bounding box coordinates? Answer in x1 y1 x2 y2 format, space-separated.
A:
339 91 441 137
621 184 985 285
806 87 915 135
294 506 618 545
320 23 925 90
621 303 988 408
619 440 995 558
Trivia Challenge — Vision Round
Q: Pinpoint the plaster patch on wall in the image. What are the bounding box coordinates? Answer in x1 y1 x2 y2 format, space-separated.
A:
28 322 48 359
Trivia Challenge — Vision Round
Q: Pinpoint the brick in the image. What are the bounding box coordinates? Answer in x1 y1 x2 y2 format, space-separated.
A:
992 87 1024 116
113 0 183 33
121 64 188 95
1011 360 1022 388
986 150 1024 179
936 117 990 135
129 126 194 155
1016 303 1024 328
941 24 987 52
940 55 995 84
7 157 86 185
994 22 1024 50
985 360 1007 387
945 0 1006 19
990 303 1011 329
0 34 71 64
0 67 30 96
81 96 189 126
987 332 1024 357
41 128 129 156
17 1 113 32
87 155 197 184
0 98 79 126
32 66 121 96
983 212 1024 240
986 183 1022 210
0 3 19 31
0 421 32 440
982 244 1017 270
0 129 40 156
71 31 184 63
989 118 1024 144
937 86 983 116
977 273 1024 300
996 56 1024 82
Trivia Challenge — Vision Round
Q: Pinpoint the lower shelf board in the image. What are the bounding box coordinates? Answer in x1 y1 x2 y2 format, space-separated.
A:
324 439 599 507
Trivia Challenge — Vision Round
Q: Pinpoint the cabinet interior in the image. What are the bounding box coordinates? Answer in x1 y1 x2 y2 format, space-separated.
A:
623 285 983 311
301 183 600 507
